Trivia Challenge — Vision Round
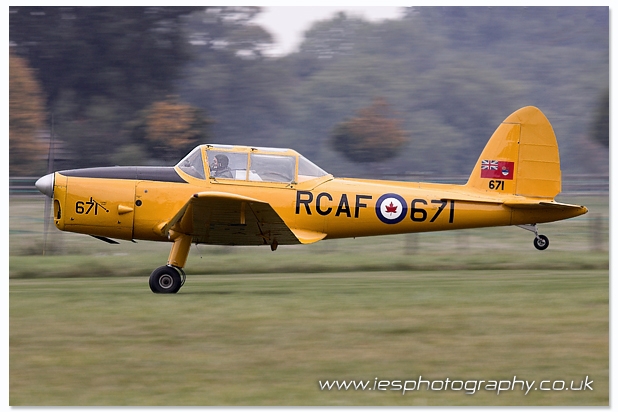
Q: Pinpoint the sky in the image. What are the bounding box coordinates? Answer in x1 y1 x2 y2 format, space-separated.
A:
254 6 405 56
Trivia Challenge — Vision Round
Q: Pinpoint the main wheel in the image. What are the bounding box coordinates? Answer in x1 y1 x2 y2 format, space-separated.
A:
533 234 549 251
149 265 183 294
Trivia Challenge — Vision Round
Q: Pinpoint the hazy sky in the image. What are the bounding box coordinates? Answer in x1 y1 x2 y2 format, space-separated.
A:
254 6 405 56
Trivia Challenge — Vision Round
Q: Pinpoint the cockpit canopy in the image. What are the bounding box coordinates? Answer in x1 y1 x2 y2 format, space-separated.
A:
176 144 330 184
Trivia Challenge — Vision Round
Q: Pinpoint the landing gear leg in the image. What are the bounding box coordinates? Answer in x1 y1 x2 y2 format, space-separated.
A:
150 230 191 293
517 224 550 251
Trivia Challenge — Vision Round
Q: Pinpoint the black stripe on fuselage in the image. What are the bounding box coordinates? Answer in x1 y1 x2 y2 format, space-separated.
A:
59 167 188 183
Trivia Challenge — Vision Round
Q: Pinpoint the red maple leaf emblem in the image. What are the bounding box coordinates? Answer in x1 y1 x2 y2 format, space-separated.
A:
385 202 398 214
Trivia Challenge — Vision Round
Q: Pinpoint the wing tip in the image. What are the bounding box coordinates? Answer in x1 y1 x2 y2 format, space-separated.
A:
290 228 327 244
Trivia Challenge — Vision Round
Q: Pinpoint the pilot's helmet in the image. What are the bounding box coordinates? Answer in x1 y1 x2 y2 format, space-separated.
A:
214 154 229 169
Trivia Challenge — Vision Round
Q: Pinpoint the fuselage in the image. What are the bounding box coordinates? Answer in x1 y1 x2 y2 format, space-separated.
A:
46 164 585 245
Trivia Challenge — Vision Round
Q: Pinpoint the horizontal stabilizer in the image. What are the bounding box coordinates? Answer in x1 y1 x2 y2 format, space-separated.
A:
503 199 588 212
439 192 587 215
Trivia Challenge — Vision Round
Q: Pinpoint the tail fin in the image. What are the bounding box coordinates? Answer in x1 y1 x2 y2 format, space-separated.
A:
466 106 561 199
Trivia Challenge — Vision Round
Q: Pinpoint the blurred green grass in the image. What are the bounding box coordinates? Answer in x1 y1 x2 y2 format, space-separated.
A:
8 195 609 278
10 271 608 405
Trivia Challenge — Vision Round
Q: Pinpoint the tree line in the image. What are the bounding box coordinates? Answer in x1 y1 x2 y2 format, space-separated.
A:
9 6 608 178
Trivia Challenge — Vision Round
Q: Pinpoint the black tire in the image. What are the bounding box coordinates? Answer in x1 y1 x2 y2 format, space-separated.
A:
533 235 549 251
149 265 182 294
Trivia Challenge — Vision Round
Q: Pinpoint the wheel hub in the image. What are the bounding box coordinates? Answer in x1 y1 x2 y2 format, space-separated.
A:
159 274 174 289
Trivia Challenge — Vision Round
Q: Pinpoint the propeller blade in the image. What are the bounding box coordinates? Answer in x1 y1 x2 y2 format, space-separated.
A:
42 118 55 255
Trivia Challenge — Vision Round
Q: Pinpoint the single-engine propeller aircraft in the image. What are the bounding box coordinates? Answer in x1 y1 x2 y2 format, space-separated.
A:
36 106 587 293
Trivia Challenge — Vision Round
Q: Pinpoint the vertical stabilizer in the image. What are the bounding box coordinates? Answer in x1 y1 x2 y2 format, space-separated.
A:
466 106 561 199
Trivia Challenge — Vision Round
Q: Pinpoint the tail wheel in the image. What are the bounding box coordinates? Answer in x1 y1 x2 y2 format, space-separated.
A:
149 265 183 294
533 235 549 251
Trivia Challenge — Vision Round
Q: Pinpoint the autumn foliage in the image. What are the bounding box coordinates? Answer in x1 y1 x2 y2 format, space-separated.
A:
9 50 47 175
331 98 408 164
131 96 212 162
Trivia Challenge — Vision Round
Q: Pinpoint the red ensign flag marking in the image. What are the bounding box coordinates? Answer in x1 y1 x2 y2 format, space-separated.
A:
481 160 514 180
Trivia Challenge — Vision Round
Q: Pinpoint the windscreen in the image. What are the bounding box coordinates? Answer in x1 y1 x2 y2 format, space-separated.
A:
177 147 205 179
298 156 329 180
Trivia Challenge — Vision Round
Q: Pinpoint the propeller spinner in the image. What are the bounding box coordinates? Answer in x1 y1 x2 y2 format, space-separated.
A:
35 173 54 198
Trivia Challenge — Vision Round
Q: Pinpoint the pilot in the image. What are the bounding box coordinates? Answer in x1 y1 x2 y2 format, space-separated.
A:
210 154 234 179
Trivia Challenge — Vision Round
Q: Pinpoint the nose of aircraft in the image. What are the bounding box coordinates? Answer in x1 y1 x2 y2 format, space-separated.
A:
35 173 55 198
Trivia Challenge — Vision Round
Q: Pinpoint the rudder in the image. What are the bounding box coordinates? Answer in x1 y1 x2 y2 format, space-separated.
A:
466 106 561 199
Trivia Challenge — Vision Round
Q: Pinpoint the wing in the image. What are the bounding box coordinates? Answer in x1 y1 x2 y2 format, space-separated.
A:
159 192 325 246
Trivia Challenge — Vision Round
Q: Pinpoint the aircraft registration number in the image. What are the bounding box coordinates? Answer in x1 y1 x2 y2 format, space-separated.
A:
488 180 505 190
295 191 455 224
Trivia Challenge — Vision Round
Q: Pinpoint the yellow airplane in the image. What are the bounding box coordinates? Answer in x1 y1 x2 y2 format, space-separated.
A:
35 106 587 293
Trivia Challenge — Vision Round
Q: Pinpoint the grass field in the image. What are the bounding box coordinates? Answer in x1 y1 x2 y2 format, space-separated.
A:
10 271 608 406
9 195 609 405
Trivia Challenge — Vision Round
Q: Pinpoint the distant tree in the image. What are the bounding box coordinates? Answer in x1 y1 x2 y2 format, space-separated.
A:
331 98 408 164
591 89 609 147
129 96 213 163
9 6 274 168
9 50 47 176
300 12 371 60
9 6 204 167
184 7 273 59
177 8 299 149
9 6 201 109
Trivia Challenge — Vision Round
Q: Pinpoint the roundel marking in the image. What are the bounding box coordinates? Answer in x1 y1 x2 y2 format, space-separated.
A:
375 193 407 224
